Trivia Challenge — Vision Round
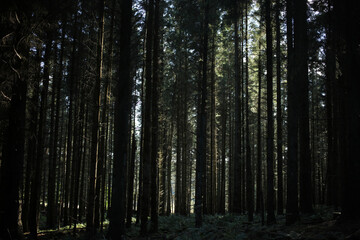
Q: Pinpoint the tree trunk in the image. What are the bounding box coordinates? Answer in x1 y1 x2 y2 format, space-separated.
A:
265 0 276 225
285 0 299 225
86 0 105 235
29 33 52 237
233 0 242 214
22 50 41 233
0 14 28 239
126 130 137 228
195 0 209 228
256 31 263 218
245 3 253 222
140 0 155 235
47 22 65 229
324 1 337 207
47 48 57 229
72 87 85 233
175 85 181 214
79 106 89 222
64 12 79 226
334 0 360 221
294 0 313 215
275 0 284 216
210 31 217 216
159 124 167 216
219 78 227 214
108 0 133 237
166 122 174 215
150 1 161 229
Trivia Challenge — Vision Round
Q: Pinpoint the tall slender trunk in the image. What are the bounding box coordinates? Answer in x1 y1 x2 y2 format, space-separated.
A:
256 36 265 225
233 0 242 214
136 21 147 224
126 130 137 227
166 122 174 215
245 3 253 222
285 0 299 225
228 89 234 213
108 0 133 237
175 87 181 214
240 11 246 214
159 124 167 215
181 69 189 216
195 0 209 228
47 44 58 229
325 1 337 207
22 50 41 233
87 0 105 234
294 0 313 215
334 0 360 221
210 31 217 215
265 0 276 225
64 13 79 226
151 0 161 227
73 89 85 233
140 0 155 235
0 16 28 239
29 33 52 237
219 81 227 214
275 0 284 215
79 106 89 222
70 33 83 229
256 32 263 217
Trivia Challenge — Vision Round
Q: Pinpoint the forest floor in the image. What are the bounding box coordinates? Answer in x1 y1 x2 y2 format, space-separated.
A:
27 206 360 240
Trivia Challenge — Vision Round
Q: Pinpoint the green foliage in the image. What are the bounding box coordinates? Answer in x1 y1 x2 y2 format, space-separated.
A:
30 208 353 240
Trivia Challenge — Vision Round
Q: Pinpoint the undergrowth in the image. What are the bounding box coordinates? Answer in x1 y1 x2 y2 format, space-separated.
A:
30 206 360 240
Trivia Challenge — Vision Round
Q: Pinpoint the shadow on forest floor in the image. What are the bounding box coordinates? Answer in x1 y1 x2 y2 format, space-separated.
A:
26 207 360 240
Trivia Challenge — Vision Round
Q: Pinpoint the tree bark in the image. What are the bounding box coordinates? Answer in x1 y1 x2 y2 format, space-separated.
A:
334 0 360 221
275 0 284 215
195 0 209 228
140 0 154 235
233 0 242 214
294 0 313 215
108 0 133 237
64 12 79 226
126 130 137 228
285 0 299 225
87 0 105 234
0 13 28 239
150 0 161 230
29 33 52 237
245 3 253 222
265 0 276 225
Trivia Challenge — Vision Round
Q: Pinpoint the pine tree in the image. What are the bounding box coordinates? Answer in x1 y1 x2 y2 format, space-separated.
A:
108 0 133 237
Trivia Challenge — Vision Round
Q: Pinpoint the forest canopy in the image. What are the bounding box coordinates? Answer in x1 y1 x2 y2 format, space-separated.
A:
0 0 360 239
